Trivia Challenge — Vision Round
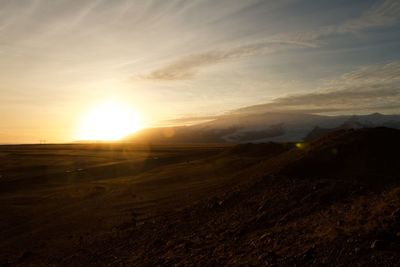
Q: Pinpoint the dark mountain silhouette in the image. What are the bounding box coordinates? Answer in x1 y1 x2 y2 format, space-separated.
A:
283 127 400 184
304 113 400 141
303 125 333 141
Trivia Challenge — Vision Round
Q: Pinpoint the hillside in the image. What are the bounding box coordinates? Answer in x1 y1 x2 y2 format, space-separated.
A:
0 142 293 266
42 127 400 266
1 127 400 266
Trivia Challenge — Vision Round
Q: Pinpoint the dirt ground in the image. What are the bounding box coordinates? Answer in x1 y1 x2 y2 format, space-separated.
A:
0 142 280 266
2 128 400 266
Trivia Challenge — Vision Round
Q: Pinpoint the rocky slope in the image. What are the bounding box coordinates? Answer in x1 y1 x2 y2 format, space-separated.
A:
51 127 400 266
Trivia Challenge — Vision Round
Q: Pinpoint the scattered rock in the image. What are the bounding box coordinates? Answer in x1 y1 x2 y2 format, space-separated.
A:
303 245 315 261
258 251 277 265
259 233 271 241
391 208 400 221
17 251 34 263
257 199 270 212
370 240 385 250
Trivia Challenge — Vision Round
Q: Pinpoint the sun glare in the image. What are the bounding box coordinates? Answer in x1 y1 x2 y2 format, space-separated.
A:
77 101 141 141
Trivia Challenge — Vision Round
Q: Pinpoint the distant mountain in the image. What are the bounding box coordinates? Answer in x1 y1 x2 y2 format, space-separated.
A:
127 112 400 143
304 113 400 141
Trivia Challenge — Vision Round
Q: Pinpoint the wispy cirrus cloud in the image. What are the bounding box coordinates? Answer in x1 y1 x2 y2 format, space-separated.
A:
258 0 400 51
140 0 400 82
340 0 400 32
139 40 316 81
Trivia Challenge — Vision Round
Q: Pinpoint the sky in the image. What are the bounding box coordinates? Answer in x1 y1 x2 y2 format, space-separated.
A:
0 0 399 143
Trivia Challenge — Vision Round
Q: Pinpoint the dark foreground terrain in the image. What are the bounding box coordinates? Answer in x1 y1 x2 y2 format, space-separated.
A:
2 128 400 266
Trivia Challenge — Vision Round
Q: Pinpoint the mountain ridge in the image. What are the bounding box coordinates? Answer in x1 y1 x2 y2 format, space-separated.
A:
127 112 400 143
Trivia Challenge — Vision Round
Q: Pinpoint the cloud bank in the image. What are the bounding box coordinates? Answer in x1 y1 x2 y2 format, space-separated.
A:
235 61 400 114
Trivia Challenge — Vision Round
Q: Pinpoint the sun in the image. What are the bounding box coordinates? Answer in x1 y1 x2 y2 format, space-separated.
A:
77 101 142 141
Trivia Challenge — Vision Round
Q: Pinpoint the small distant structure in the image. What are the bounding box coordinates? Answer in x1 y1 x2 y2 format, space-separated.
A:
39 140 47 144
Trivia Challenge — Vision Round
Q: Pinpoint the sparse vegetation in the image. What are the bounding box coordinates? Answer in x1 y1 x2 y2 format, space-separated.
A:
1 128 400 266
